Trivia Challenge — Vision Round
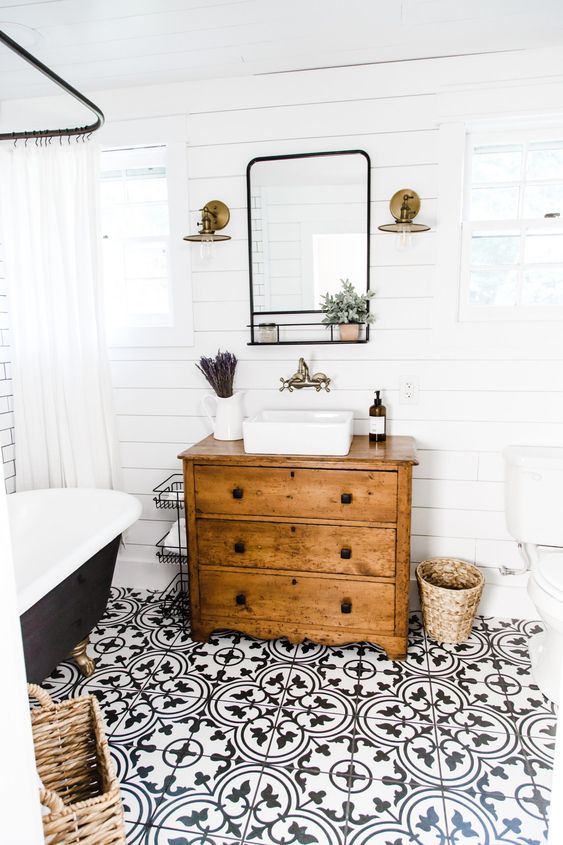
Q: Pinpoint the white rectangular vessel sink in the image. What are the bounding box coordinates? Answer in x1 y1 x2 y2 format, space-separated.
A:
243 409 354 456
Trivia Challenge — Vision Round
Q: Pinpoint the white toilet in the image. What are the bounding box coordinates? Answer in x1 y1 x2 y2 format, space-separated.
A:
504 445 563 703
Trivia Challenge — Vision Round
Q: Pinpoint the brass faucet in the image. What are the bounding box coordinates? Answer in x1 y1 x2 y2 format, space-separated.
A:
280 357 331 392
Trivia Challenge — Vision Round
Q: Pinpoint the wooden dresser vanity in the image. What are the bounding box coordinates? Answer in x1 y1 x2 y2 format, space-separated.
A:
179 435 418 659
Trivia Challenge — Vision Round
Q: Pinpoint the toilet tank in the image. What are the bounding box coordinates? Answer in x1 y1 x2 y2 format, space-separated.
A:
504 446 563 546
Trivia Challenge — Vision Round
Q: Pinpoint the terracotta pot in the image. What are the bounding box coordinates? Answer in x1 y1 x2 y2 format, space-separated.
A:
339 323 360 342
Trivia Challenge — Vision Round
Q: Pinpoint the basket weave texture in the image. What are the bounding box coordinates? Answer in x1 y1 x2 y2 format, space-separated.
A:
416 558 484 644
28 684 126 845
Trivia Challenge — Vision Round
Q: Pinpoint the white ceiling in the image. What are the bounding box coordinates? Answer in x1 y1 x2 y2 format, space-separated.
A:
1 0 563 100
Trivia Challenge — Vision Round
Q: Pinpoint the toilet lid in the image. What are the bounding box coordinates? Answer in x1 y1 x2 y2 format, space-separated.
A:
535 552 563 600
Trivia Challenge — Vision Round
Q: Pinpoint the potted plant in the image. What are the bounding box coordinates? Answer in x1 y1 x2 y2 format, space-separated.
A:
196 350 244 440
320 279 375 341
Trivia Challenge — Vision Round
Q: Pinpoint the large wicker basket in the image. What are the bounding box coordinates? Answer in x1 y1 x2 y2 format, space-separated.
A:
28 684 126 845
416 558 484 644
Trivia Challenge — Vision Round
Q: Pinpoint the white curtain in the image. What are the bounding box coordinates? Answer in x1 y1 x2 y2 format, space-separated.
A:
0 143 119 491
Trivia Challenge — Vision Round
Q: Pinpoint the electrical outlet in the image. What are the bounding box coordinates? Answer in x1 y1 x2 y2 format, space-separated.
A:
399 377 418 404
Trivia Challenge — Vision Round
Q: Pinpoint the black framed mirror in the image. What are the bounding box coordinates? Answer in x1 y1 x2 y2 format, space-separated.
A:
246 150 371 345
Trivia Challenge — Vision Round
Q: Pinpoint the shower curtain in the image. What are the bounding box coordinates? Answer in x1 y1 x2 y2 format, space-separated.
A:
0 143 119 490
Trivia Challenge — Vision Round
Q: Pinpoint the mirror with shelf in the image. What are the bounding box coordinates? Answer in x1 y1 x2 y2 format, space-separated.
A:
246 150 371 345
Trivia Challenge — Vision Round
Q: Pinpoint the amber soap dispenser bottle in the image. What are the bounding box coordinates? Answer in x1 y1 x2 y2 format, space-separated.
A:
369 390 386 442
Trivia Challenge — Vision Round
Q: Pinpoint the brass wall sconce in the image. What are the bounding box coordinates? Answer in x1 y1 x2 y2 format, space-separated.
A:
183 199 231 257
378 189 430 248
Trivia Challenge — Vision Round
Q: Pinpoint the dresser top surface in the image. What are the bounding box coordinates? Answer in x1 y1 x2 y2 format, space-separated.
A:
179 435 418 466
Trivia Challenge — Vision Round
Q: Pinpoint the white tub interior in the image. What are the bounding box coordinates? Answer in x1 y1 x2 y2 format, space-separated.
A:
8 488 142 613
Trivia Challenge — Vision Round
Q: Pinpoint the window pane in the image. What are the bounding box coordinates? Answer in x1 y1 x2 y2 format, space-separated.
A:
471 234 520 265
526 141 563 180
470 186 519 220
472 145 522 183
100 178 124 204
124 241 167 279
126 175 168 203
118 202 168 238
125 278 169 314
522 184 563 218
468 269 519 305
522 267 563 304
524 233 563 263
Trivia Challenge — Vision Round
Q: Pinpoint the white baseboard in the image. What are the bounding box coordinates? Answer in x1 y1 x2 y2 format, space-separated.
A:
115 555 539 622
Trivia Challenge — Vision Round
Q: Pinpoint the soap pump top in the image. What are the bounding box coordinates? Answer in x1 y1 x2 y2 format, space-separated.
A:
374 390 382 406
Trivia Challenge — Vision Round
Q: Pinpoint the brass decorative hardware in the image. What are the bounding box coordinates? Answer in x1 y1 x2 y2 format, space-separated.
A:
378 189 430 235
279 357 331 392
183 199 231 243
68 636 96 677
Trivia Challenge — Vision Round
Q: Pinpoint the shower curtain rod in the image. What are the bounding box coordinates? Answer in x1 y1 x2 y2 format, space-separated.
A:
0 29 105 142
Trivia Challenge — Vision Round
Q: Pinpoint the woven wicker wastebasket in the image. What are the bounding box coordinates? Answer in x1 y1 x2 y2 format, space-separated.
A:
29 684 126 845
416 558 484 644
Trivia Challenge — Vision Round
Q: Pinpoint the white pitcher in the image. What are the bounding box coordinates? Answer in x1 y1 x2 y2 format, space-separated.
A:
201 392 245 440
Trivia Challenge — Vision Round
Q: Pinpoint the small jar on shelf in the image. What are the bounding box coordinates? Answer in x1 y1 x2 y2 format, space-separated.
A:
257 322 277 343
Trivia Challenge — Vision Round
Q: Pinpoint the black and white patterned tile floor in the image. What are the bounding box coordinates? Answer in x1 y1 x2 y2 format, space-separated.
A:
40 588 557 845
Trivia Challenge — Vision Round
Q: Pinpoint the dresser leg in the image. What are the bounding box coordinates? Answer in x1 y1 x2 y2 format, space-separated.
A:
386 650 407 661
383 635 408 661
191 620 213 642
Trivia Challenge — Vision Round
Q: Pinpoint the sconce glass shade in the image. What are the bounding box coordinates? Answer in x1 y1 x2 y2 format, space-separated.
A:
377 189 430 234
183 199 231 242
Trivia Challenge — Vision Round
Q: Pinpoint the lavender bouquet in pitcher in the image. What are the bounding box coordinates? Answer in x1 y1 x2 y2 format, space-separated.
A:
196 350 243 440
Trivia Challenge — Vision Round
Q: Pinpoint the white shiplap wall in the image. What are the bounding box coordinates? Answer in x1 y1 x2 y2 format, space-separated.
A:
110 50 563 617
4 47 563 615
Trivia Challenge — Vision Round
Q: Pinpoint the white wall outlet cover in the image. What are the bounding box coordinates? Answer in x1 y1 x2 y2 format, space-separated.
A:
399 377 419 404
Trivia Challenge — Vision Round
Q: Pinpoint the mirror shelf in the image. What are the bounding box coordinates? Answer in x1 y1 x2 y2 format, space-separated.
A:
246 149 371 346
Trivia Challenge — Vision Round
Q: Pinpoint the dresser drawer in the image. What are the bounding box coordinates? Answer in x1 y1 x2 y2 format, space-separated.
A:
197 519 395 577
194 466 397 523
199 569 395 632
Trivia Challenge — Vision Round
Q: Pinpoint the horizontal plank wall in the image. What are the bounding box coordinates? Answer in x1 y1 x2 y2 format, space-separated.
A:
0 248 15 494
6 49 562 615
108 51 563 617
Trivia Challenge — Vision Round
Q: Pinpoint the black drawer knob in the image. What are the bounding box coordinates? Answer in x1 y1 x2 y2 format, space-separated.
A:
236 593 246 605
340 548 352 560
341 601 352 614
341 493 353 504
232 487 244 499
234 541 245 554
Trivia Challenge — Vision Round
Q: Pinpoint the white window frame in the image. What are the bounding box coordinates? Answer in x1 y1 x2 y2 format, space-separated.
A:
95 116 193 347
460 127 563 323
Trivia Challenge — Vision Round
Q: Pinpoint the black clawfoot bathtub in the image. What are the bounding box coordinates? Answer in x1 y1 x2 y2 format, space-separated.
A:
8 488 142 684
